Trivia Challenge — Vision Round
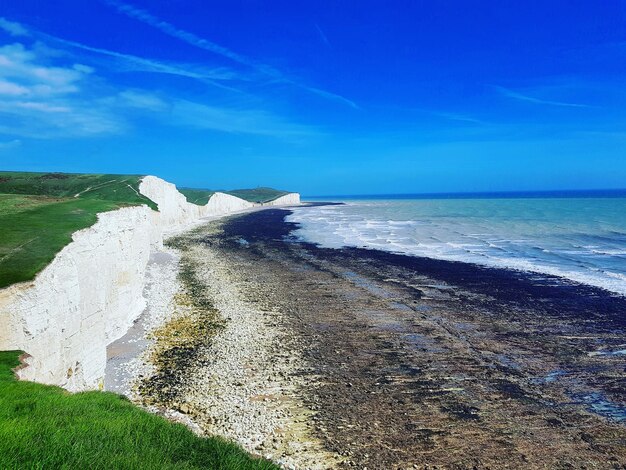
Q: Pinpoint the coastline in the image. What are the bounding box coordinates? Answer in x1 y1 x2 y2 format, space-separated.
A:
107 206 626 469
105 206 338 469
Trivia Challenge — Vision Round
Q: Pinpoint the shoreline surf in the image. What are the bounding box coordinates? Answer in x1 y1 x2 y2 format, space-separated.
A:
288 197 626 296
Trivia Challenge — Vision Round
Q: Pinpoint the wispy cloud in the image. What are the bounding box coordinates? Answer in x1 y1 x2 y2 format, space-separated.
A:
314 23 331 49
102 0 260 70
101 0 358 108
168 100 318 138
494 85 594 108
115 90 168 111
300 85 358 109
0 42 123 137
0 18 29 37
0 43 87 96
0 79 29 96
44 34 244 92
0 139 21 149
0 16 250 97
435 112 486 125
0 36 317 140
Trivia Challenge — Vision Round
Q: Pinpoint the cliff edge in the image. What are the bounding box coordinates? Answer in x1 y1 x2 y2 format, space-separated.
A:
0 175 300 391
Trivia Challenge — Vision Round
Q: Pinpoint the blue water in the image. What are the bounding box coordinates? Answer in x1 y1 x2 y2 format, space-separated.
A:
288 192 626 295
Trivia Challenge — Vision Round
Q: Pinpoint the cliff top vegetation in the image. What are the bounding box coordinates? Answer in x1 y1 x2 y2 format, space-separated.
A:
179 187 290 205
0 172 158 288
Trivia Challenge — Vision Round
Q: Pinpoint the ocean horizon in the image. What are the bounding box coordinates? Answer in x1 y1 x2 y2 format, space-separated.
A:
289 193 626 296
303 188 626 200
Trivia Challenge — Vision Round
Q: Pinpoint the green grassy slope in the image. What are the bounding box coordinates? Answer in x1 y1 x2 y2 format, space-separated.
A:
226 187 290 203
0 172 157 289
0 351 278 470
0 171 156 209
180 186 290 205
179 187 216 206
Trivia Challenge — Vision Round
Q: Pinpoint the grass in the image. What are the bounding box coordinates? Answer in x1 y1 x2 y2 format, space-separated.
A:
179 186 290 205
0 171 157 289
0 351 278 470
179 187 216 206
0 171 156 209
226 188 290 204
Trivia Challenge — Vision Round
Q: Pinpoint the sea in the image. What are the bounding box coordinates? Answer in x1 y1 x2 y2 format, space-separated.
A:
287 190 626 296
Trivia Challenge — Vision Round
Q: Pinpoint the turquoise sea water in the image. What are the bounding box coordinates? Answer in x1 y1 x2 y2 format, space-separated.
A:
288 193 626 295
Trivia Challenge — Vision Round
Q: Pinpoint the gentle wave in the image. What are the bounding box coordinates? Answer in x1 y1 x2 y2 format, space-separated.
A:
287 198 626 296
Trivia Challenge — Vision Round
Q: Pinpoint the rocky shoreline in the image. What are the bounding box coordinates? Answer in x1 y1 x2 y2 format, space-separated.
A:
107 207 626 469
107 215 339 469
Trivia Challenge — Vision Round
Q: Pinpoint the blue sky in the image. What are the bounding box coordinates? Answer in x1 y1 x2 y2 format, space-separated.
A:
0 1 625 195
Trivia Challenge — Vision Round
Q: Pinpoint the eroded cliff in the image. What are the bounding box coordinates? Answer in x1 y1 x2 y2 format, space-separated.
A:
0 176 299 391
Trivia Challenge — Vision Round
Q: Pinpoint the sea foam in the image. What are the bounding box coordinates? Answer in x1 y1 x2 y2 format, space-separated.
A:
287 197 626 296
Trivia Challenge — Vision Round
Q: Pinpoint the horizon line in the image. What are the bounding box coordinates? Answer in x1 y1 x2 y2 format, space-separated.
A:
303 187 626 199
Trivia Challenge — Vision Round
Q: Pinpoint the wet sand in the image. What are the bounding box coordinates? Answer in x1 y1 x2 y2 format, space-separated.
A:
135 207 626 468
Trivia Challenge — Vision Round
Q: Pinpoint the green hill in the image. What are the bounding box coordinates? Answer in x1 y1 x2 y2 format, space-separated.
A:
179 186 290 205
178 187 216 205
0 171 156 208
0 172 156 289
226 187 290 203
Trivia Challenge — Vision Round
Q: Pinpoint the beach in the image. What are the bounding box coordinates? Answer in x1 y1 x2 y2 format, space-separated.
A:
107 206 626 469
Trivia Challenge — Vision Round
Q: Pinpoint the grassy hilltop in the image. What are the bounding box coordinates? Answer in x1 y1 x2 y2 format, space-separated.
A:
0 172 157 289
179 186 290 205
0 351 277 469
178 187 217 205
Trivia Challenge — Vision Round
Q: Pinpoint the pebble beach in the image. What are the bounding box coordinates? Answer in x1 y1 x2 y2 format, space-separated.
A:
106 207 626 469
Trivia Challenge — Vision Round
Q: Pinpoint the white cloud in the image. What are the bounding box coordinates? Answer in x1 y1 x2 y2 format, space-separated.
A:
46 34 244 90
300 84 359 109
169 100 318 138
116 90 168 111
73 63 94 74
0 38 316 140
13 101 71 113
0 79 29 96
315 23 331 49
435 112 485 125
1 17 245 90
0 43 88 96
0 42 124 138
103 0 259 69
0 18 29 37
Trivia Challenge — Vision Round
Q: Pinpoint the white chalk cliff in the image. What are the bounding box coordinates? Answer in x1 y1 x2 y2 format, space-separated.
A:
0 176 299 391
262 193 301 207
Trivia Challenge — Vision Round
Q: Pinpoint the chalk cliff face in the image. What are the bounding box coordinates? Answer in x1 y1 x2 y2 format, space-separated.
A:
0 206 156 390
0 176 299 391
137 176 257 230
263 193 301 206
201 191 255 216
